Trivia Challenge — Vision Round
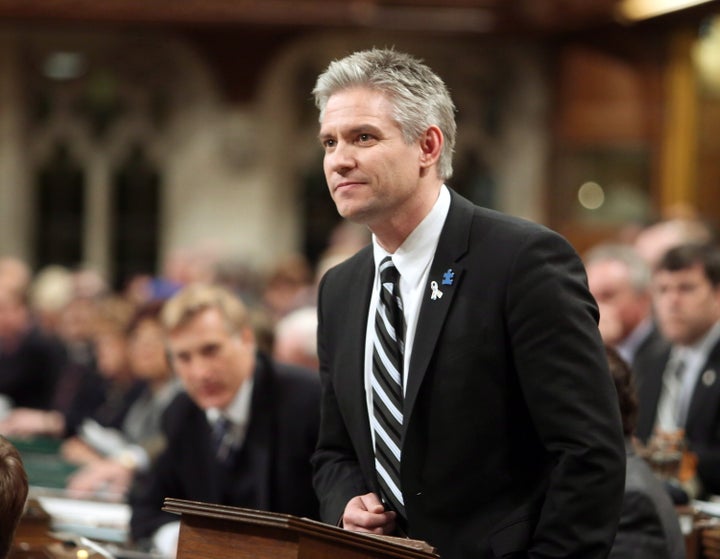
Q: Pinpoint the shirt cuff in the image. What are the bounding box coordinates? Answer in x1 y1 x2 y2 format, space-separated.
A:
152 521 180 557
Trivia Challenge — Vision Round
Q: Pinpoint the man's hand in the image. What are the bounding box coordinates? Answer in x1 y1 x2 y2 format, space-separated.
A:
66 459 133 500
0 408 64 437
342 493 396 534
60 437 103 464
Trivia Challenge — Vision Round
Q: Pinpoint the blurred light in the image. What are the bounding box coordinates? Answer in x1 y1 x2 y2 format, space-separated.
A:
618 0 714 21
694 17 720 95
43 51 86 80
578 182 605 210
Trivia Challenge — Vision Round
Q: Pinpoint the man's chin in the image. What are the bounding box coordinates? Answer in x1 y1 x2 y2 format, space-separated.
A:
336 204 373 225
195 393 231 411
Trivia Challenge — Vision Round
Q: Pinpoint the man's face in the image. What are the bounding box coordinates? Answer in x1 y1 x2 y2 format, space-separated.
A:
128 318 169 382
167 307 255 410
319 87 425 228
652 263 720 346
587 259 649 344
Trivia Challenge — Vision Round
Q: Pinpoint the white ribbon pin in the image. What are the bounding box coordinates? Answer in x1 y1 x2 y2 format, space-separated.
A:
430 281 443 300
703 369 717 387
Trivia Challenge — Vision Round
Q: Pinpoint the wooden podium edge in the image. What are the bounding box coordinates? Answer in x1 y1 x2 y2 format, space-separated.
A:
163 498 439 558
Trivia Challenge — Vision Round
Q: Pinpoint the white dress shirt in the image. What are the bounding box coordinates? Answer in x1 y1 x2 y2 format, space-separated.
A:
363 185 451 438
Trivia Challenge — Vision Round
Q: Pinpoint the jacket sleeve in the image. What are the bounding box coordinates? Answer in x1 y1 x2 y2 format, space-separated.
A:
311 272 372 525
128 399 185 543
506 228 626 558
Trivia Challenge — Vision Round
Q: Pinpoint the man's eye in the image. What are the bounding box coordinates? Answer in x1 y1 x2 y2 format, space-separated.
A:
322 139 336 149
358 134 372 142
201 344 221 357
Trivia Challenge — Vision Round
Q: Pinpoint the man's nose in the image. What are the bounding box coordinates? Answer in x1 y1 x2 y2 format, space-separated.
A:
187 358 212 380
326 141 355 173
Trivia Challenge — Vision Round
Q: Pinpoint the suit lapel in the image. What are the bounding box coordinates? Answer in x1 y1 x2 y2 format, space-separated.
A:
404 192 473 429
334 250 376 471
634 339 670 442
686 340 720 435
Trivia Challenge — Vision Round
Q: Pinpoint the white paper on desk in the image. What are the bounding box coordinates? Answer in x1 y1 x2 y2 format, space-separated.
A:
693 500 720 517
37 495 130 542
78 419 128 456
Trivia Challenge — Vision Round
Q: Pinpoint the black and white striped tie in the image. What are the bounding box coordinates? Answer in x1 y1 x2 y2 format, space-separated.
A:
372 256 406 517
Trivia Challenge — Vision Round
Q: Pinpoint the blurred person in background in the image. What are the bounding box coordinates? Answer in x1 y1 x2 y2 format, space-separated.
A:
638 243 720 501
261 253 314 322
129 284 319 556
0 286 64 414
585 243 665 366
64 301 181 499
0 297 141 440
584 243 671 412
606 346 685 559
272 306 319 371
81 300 145 431
0 257 31 296
0 295 108 439
72 265 108 300
123 243 221 307
0 436 28 559
27 265 75 337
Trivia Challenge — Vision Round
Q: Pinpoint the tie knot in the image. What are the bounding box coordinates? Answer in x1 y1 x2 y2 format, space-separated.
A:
213 415 238 463
379 256 400 285
213 415 232 440
673 358 686 379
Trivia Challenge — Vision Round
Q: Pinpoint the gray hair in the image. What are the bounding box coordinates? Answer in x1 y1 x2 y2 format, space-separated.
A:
313 48 457 180
584 243 651 293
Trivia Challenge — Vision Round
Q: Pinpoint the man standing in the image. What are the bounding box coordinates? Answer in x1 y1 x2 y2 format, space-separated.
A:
311 48 625 558
638 243 720 497
130 284 320 554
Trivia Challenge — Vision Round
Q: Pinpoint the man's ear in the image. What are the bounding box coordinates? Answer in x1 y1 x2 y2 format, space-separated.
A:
418 125 443 168
239 326 256 346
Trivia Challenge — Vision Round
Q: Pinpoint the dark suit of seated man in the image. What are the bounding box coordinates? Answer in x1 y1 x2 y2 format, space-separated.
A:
606 347 686 559
129 284 320 555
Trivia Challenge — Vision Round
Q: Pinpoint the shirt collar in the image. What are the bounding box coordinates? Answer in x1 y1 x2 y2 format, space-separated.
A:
205 376 254 428
674 320 720 366
372 184 451 285
615 317 653 364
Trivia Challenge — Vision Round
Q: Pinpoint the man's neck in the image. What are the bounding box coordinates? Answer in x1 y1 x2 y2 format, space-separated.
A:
372 182 442 253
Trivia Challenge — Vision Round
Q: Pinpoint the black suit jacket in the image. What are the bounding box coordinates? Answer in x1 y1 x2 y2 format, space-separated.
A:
634 329 672 444
637 336 720 496
610 442 685 559
130 353 320 541
0 326 65 409
312 190 626 559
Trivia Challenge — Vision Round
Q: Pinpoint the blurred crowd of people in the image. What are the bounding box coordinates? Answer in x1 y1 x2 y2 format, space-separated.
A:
0 220 370 505
3 207 720 558
584 214 720 509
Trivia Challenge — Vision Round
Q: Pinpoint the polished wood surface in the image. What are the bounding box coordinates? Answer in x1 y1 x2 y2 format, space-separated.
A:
164 498 439 559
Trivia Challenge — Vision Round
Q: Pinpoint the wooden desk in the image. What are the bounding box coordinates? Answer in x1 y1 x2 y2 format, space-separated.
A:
164 498 439 559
